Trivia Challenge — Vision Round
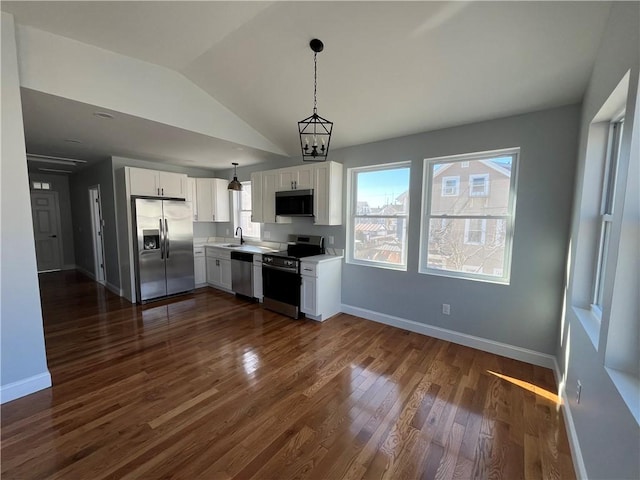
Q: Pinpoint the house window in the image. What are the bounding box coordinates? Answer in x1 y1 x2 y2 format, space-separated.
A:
441 176 460 196
469 174 489 196
234 181 261 239
347 162 410 270
464 219 487 245
592 119 624 316
32 181 50 190
420 148 519 284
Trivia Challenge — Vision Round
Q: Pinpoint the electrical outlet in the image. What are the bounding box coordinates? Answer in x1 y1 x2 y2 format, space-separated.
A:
576 380 582 404
442 304 450 315
329 236 334 245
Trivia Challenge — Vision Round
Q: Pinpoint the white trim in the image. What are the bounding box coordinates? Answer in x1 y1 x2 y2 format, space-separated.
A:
341 303 555 369
553 359 588 480
0 372 52 404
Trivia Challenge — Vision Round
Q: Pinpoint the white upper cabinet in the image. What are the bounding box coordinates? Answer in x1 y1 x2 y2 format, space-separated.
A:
251 162 342 225
127 167 187 198
195 178 230 222
313 162 343 225
186 177 197 221
277 165 314 191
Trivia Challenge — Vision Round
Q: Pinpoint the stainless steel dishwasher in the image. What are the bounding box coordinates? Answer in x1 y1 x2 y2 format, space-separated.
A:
231 251 253 298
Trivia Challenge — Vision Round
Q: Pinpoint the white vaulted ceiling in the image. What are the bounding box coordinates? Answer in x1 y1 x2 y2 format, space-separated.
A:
2 1 612 170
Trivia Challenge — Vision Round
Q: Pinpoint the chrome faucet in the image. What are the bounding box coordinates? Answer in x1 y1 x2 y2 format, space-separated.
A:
235 226 245 245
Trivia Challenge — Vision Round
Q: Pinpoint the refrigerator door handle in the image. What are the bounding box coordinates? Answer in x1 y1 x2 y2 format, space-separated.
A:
159 219 164 259
165 218 170 258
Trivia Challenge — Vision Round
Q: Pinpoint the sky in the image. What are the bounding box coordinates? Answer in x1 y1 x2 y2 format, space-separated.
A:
357 167 410 208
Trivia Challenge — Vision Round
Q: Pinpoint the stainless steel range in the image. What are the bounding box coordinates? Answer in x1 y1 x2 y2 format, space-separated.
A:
262 234 324 319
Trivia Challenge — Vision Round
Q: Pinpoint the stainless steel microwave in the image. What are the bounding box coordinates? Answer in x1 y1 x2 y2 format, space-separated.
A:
275 189 314 217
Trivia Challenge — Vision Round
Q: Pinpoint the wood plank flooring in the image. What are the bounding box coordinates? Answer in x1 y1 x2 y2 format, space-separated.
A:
1 270 575 479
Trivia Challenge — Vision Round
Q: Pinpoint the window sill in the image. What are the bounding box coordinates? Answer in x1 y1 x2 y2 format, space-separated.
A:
605 367 640 425
418 268 509 285
346 258 407 272
572 306 600 350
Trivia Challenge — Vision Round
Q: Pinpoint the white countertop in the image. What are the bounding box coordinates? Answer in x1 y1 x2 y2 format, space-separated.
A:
204 243 277 254
300 254 344 264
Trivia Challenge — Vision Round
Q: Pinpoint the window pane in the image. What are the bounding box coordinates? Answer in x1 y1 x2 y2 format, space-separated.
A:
353 217 407 266
426 218 506 277
431 156 512 216
240 184 252 211
356 167 410 215
240 211 260 238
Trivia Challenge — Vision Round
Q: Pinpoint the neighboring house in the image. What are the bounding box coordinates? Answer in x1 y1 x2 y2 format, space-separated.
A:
429 160 511 276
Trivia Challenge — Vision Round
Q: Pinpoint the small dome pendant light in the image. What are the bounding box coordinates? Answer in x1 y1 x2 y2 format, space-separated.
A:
228 162 242 191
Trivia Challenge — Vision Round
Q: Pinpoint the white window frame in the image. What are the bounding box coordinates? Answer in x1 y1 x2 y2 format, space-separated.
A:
469 173 489 197
233 181 261 240
591 118 624 319
441 176 460 196
419 148 519 284
464 218 487 245
346 162 411 271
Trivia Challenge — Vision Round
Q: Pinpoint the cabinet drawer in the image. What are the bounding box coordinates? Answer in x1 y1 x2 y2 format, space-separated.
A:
205 247 231 259
300 262 317 277
194 246 205 256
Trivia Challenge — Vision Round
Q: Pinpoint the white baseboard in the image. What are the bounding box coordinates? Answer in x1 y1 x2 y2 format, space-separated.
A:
0 371 51 404
553 359 588 480
62 263 76 271
75 265 96 281
106 282 122 297
340 304 556 369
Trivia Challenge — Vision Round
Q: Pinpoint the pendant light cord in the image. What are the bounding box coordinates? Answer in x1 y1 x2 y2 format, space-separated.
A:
313 52 318 115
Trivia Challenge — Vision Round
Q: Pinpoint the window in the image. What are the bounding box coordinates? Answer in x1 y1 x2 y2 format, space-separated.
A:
464 219 486 245
347 162 410 270
32 181 50 190
592 119 624 317
420 148 518 283
441 176 460 196
234 181 261 239
469 174 489 196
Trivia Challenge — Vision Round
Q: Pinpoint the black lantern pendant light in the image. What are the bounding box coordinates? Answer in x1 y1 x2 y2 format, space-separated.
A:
228 162 242 191
298 39 333 162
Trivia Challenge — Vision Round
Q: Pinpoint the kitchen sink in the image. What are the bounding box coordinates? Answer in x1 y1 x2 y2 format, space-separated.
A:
222 243 242 248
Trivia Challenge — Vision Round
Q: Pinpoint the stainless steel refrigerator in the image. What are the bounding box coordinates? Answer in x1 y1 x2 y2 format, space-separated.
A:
132 198 194 303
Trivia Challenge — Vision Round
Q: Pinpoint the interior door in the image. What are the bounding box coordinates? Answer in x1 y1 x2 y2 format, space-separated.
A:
30 191 63 272
162 200 195 296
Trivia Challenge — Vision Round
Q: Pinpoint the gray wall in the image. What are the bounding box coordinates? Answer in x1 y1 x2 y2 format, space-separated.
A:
1 12 50 397
28 172 75 267
560 2 639 479
234 105 579 356
69 159 120 289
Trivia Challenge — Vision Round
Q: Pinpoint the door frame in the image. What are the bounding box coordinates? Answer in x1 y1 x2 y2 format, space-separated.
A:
88 185 107 285
30 190 64 273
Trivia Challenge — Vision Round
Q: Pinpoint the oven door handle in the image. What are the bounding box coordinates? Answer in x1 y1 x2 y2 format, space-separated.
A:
262 264 298 274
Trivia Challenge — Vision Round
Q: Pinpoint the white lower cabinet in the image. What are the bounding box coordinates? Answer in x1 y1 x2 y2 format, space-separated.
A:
299 257 342 321
206 247 232 292
194 246 206 286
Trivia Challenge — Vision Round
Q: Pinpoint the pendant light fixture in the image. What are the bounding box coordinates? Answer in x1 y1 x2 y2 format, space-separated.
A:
298 38 333 162
227 162 242 191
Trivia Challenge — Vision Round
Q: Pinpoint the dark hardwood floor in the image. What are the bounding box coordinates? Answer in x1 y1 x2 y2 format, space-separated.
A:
1 270 575 479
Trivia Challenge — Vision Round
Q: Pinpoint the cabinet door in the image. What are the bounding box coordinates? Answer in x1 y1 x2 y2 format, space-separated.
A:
250 172 263 223
219 258 232 290
295 166 314 190
277 168 297 191
212 179 230 222
314 162 343 226
186 178 197 221
159 171 186 198
195 179 213 222
206 257 220 286
195 256 206 285
129 167 159 196
300 275 317 315
262 171 278 223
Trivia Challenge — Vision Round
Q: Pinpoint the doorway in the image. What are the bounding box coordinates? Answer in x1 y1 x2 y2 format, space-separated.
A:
89 186 106 285
30 190 64 272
